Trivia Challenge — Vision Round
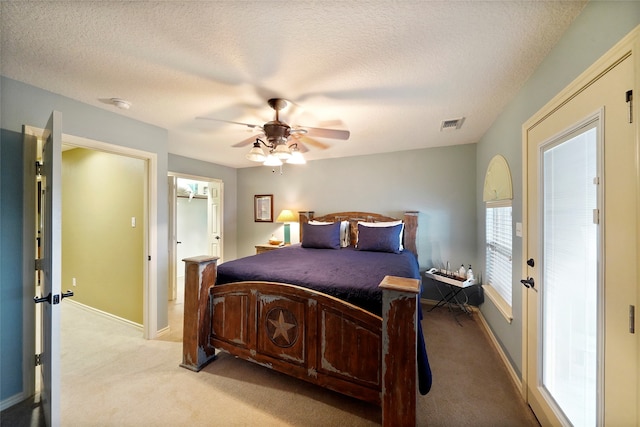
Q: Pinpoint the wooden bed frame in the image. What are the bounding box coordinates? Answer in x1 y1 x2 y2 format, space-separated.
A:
181 211 421 426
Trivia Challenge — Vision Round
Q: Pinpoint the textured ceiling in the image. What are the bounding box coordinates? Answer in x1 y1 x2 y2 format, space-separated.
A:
1 1 586 168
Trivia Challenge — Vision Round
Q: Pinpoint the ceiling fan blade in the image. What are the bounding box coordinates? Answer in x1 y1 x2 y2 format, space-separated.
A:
317 119 346 128
303 126 350 140
297 135 330 150
288 134 310 152
196 116 263 130
295 142 310 153
233 133 264 148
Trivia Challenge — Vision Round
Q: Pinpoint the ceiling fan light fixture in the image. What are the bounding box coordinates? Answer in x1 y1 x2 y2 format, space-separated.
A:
273 143 292 160
263 154 283 167
286 149 306 165
246 142 266 162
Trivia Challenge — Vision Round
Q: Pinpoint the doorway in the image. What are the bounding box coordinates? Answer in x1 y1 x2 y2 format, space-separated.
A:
23 124 158 402
522 35 638 425
167 173 222 340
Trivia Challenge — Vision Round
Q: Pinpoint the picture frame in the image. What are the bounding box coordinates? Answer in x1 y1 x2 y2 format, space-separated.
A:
254 194 273 222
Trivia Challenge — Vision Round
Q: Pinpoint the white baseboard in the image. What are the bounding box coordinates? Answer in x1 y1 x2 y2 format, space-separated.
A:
64 299 143 331
156 325 171 338
0 392 26 412
474 309 522 392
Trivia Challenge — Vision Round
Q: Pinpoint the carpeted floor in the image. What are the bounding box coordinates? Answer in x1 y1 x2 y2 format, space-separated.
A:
2 299 539 426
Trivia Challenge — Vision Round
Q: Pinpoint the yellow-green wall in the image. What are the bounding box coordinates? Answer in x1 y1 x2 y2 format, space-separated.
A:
62 148 144 324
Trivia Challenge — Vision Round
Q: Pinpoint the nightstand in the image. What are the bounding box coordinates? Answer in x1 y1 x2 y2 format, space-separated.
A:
255 244 285 254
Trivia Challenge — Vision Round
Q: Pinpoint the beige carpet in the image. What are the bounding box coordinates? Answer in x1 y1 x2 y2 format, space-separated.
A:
3 298 539 426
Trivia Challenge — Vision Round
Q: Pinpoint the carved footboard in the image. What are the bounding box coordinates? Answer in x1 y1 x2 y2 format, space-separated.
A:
181 256 420 426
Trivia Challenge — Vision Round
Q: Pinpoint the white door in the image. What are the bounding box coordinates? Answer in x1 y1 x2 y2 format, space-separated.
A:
207 180 222 259
524 50 637 425
36 111 63 426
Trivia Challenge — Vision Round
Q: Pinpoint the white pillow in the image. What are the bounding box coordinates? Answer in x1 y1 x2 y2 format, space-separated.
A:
357 220 404 251
309 220 350 247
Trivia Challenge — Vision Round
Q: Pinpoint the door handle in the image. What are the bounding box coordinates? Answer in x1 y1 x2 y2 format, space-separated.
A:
34 290 74 305
215 236 221 240
520 277 535 288
34 293 52 304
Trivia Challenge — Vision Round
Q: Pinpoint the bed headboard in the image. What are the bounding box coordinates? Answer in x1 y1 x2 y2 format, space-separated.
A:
298 211 418 259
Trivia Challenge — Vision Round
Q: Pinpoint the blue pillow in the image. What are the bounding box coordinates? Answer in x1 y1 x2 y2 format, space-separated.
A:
301 222 341 249
356 223 403 254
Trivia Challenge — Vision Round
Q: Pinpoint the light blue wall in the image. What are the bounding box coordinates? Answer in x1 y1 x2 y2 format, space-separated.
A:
237 144 479 302
0 129 26 402
476 1 640 377
0 75 171 325
0 77 238 404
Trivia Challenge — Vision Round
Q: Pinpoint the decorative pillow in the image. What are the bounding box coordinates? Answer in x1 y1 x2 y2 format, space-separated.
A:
357 220 404 251
302 222 341 249
356 223 403 254
309 220 350 247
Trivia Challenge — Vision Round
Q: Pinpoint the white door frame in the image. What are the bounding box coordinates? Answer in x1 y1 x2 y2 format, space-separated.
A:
22 127 158 343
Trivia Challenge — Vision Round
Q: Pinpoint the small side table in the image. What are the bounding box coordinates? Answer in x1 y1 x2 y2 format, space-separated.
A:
255 244 285 254
424 268 476 314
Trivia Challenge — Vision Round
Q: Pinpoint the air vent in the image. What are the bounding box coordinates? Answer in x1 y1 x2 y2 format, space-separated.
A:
440 117 465 131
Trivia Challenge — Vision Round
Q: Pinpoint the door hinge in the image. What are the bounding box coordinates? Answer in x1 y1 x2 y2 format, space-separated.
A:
626 90 633 123
630 305 636 334
35 354 42 367
34 258 44 271
592 209 600 225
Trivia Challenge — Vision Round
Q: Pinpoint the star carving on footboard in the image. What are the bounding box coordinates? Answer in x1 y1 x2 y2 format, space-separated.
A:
266 308 298 347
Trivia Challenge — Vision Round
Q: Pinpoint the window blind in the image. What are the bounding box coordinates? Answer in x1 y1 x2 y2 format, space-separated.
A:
485 203 513 306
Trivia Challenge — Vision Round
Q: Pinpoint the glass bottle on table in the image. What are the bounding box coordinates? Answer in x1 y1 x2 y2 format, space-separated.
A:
458 264 466 279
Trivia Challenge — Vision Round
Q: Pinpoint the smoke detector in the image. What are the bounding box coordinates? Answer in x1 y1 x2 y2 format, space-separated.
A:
440 117 465 131
110 98 131 110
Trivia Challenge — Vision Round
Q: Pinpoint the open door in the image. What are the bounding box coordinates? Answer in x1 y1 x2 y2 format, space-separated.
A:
523 38 638 425
207 180 222 260
34 111 64 426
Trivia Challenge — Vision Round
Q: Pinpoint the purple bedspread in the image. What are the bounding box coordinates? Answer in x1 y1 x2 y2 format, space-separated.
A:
217 244 432 395
216 244 420 315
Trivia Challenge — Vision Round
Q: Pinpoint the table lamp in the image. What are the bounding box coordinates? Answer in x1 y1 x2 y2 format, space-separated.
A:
276 209 297 245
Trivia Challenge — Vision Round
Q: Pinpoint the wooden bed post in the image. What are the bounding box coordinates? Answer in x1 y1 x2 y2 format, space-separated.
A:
180 255 219 371
403 211 419 259
379 275 421 427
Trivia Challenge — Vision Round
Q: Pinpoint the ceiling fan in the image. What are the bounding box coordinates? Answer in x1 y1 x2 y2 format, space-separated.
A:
197 98 350 164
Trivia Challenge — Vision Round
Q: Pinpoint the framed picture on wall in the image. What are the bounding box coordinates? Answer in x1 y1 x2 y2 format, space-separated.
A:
254 194 273 222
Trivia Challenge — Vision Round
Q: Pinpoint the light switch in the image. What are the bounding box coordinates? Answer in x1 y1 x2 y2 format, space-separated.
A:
515 222 522 237
131 217 136 228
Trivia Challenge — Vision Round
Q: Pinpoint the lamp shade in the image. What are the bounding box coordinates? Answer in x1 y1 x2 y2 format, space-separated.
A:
246 144 266 162
263 154 283 166
273 143 292 160
286 149 306 164
276 209 297 223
